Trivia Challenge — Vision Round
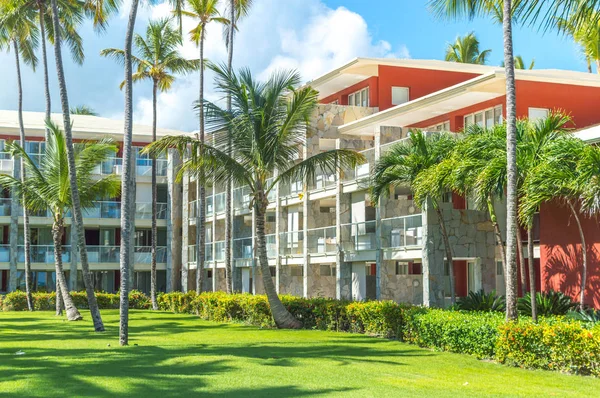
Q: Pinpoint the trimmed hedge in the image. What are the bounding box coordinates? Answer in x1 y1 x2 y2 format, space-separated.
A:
157 291 408 338
496 319 600 376
403 308 503 359
1 290 151 311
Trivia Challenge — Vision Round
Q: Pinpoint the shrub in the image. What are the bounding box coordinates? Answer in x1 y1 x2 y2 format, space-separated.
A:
2 291 30 311
457 290 505 312
496 320 600 376
567 308 600 324
1 290 150 311
346 300 405 338
403 309 503 359
518 290 576 317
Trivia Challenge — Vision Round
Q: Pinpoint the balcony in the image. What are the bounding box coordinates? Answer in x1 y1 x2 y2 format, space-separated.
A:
0 152 14 174
79 201 167 220
381 214 423 249
214 192 226 214
266 234 276 258
187 244 214 263
309 169 336 191
233 185 252 212
279 231 303 256
307 226 337 254
0 198 11 216
0 244 9 262
233 237 253 260
135 202 167 220
214 241 225 261
18 245 71 263
94 157 168 177
341 220 376 251
133 246 167 263
344 147 374 182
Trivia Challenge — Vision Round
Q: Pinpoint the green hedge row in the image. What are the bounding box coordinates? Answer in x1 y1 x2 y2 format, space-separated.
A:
157 291 406 338
0 290 151 311
2 290 599 376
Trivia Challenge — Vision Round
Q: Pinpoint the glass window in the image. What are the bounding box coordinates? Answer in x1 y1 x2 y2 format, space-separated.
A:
494 106 503 124
464 115 474 128
396 261 409 275
529 107 549 121
496 261 504 276
474 112 484 127
348 94 354 106
391 87 409 106
485 109 494 128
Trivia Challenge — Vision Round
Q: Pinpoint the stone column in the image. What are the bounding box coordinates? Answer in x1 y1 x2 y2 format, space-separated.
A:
274 170 281 294
8 161 19 292
181 168 189 292
69 224 78 290
422 200 446 307
335 138 352 300
166 149 182 292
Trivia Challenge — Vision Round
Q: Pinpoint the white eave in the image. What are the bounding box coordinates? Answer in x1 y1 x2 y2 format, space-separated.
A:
338 72 505 136
574 124 600 143
0 110 190 141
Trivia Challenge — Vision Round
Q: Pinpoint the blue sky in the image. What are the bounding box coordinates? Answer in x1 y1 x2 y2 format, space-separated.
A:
0 0 587 132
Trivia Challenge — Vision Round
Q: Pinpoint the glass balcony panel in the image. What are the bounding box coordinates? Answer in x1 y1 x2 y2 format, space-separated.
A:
341 221 376 251
265 234 276 258
307 226 337 254
279 231 304 256
214 241 225 261
381 214 423 248
233 237 253 259
0 244 10 262
0 198 11 216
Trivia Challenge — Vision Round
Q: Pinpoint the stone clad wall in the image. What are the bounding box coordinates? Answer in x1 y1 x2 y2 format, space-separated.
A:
379 261 423 304
307 264 336 298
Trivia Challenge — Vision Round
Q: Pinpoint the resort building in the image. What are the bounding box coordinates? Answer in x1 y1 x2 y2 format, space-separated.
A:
2 58 600 308
183 58 600 308
0 111 187 295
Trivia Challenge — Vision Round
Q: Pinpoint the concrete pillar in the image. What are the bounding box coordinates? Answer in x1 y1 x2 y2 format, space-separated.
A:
129 174 136 291
8 161 19 292
422 200 445 307
211 183 217 291
181 167 189 292
302 180 309 298
335 138 352 300
69 224 78 290
274 170 281 294
166 149 182 292
374 129 382 300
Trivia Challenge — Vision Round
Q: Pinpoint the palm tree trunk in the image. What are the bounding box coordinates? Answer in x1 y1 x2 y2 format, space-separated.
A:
567 200 587 309
487 196 506 275
50 0 104 332
516 229 527 295
587 57 593 73
150 80 158 310
196 27 206 294
527 227 537 322
503 0 518 321
55 283 63 316
255 195 301 329
119 0 141 346
224 0 235 294
434 204 455 305
13 40 34 312
39 5 51 142
52 218 82 320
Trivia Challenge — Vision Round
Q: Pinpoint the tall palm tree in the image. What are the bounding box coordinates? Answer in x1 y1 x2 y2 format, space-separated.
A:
70 105 99 116
223 0 252 293
48 0 116 332
145 66 361 328
502 55 535 69
181 0 228 294
444 32 491 64
429 0 519 321
0 122 120 320
373 131 458 305
0 2 38 312
101 17 199 309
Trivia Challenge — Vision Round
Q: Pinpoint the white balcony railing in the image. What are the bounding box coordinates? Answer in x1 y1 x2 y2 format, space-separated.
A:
381 214 423 249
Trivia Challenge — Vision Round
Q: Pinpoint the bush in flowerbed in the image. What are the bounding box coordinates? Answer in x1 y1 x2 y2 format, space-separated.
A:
2 290 150 311
346 300 406 338
157 291 197 313
496 319 600 376
403 308 503 359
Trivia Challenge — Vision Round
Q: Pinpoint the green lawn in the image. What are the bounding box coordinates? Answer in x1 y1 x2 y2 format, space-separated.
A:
0 310 598 397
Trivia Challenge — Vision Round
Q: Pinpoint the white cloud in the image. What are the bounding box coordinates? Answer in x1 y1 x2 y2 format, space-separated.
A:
133 0 409 131
0 0 408 133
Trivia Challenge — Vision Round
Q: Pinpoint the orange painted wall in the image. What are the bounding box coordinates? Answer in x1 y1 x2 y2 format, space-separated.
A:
377 65 480 111
539 201 600 308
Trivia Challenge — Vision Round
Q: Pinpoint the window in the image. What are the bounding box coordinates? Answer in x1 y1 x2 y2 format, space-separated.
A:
496 261 504 276
291 267 303 277
330 100 339 105
319 264 334 276
391 87 409 106
396 261 422 275
464 105 503 129
528 107 549 121
426 121 450 132
348 87 370 107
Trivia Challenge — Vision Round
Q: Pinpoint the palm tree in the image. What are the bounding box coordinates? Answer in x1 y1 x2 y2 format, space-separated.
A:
48 0 116 332
101 17 199 309
521 134 589 310
373 131 458 305
557 12 600 74
70 105 99 116
223 0 252 293
0 2 39 312
502 55 535 69
180 0 228 295
444 32 491 65
145 66 362 328
0 122 120 320
429 0 519 321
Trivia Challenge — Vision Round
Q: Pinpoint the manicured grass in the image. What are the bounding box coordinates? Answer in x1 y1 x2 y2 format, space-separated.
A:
0 310 598 397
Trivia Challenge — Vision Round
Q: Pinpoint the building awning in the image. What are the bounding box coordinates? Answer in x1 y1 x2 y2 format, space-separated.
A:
338 72 505 136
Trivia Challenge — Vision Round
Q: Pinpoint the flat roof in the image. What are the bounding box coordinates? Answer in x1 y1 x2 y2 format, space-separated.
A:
0 110 189 141
309 57 600 100
574 124 600 143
